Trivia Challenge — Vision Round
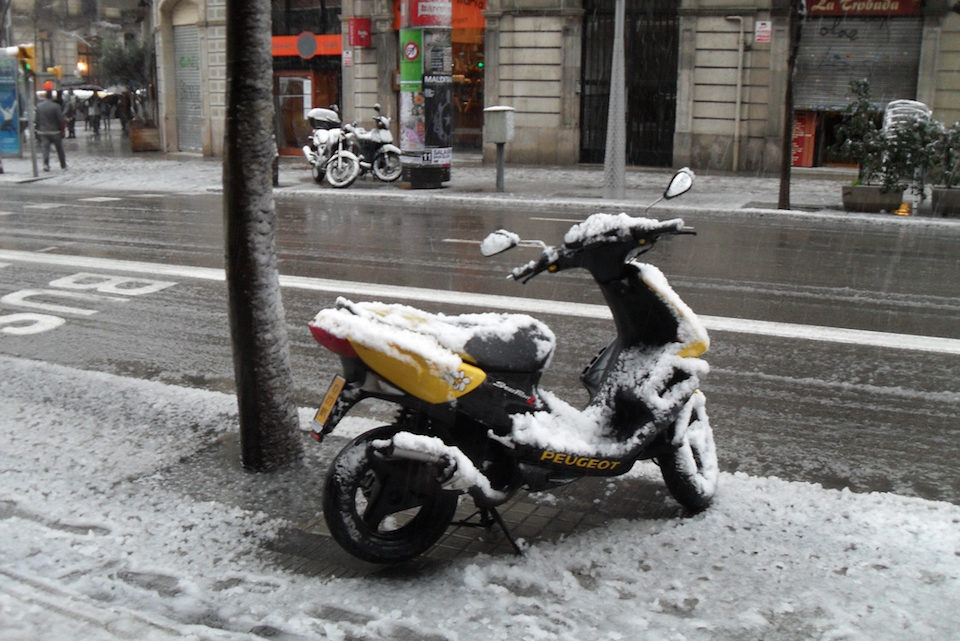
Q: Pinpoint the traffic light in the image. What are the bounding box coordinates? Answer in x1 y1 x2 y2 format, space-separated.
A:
17 44 35 76
47 65 62 81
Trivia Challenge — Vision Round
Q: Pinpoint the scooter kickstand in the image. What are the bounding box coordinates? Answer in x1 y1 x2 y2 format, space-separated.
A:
453 507 524 556
484 507 524 556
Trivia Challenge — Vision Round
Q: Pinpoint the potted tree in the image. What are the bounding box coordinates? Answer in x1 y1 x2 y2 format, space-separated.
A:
833 80 903 213
931 121 960 217
878 109 942 214
99 36 160 152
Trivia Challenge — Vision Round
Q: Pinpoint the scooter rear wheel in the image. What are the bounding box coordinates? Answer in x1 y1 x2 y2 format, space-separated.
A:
658 397 718 513
322 426 460 563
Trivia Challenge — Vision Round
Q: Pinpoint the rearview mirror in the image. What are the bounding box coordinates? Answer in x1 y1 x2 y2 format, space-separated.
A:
480 229 520 256
664 167 695 199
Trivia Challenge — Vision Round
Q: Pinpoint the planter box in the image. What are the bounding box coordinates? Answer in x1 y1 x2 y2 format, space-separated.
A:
931 188 960 217
842 185 904 213
129 124 161 152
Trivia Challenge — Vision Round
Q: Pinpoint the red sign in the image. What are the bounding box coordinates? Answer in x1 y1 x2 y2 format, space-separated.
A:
806 0 922 16
406 0 452 27
349 18 372 47
404 41 420 61
791 111 819 168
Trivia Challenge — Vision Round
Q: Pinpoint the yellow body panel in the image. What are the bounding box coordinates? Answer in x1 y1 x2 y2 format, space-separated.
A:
351 341 486 404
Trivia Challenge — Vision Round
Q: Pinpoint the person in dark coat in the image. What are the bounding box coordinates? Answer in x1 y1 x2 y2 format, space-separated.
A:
36 90 67 171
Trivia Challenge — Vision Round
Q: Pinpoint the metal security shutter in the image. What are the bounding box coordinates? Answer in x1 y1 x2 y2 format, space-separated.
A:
794 17 922 111
173 25 203 151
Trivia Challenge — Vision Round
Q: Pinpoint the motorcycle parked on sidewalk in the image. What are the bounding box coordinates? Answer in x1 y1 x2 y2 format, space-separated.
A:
301 106 361 189
308 168 718 563
343 103 402 183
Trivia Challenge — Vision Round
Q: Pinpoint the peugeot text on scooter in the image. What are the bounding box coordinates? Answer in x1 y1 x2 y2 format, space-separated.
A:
343 103 402 183
301 105 361 189
308 168 718 563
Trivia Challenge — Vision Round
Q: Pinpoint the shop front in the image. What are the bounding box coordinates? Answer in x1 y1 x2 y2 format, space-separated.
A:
792 0 924 167
451 0 485 150
272 32 342 156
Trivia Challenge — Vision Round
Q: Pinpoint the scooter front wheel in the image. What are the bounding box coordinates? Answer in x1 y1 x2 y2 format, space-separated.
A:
322 426 460 563
658 394 718 513
325 152 360 188
373 151 402 182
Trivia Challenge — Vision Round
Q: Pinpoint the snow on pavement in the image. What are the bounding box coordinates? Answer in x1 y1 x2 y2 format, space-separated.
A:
1 354 958 641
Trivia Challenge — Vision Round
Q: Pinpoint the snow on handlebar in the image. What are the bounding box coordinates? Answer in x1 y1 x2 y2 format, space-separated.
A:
507 214 693 282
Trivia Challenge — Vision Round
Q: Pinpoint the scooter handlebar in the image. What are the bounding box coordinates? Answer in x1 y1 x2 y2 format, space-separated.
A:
509 223 695 282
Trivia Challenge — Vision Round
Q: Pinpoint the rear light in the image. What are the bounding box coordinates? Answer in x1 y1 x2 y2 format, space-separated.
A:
309 324 358 357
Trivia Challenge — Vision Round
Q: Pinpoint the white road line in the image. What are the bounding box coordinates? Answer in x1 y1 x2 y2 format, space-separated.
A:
1 248 958 355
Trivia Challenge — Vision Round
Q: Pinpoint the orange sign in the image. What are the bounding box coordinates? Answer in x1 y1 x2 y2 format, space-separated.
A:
271 34 342 58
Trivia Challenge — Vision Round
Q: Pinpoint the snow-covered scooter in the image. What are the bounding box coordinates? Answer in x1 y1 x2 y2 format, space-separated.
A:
309 168 717 563
343 103 402 183
301 106 361 188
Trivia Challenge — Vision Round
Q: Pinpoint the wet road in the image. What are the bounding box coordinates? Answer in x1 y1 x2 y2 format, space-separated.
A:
1 186 958 503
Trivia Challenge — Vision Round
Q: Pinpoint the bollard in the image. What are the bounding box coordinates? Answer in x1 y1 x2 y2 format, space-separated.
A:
483 106 514 193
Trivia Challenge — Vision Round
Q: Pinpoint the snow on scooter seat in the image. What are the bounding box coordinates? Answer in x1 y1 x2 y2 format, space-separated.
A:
311 297 556 378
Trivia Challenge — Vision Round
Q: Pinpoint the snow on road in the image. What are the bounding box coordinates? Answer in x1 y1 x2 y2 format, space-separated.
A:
1 354 958 641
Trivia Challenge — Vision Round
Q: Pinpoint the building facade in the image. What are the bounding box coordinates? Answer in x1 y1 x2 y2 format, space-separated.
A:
7 0 150 85
148 0 960 172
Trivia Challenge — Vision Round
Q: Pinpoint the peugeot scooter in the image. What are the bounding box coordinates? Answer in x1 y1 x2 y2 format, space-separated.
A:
309 168 717 563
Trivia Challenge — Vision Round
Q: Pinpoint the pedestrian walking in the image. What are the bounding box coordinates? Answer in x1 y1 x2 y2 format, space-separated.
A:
88 92 102 136
36 90 67 171
64 90 77 138
118 91 132 136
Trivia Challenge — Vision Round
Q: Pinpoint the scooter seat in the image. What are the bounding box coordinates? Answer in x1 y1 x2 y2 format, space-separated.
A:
462 321 555 373
329 299 556 374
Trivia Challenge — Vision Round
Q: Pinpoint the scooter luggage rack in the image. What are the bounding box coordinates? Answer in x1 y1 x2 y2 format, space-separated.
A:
452 506 525 556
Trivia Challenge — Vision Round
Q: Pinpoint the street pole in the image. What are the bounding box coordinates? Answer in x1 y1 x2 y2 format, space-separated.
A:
604 0 626 200
26 74 36 177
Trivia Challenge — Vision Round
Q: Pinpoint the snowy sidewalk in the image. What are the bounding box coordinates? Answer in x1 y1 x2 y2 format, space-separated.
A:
2 354 958 641
0 132 862 218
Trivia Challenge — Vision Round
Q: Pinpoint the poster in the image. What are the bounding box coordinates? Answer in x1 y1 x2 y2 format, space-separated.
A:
400 90 426 152
0 54 20 156
424 75 452 148
399 28 423 92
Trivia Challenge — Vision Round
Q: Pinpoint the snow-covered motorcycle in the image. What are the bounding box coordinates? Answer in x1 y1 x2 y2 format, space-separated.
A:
343 103 402 183
301 106 361 189
308 168 718 563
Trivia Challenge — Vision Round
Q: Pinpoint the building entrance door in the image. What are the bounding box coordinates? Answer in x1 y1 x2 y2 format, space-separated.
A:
580 0 679 167
173 24 202 152
275 73 313 156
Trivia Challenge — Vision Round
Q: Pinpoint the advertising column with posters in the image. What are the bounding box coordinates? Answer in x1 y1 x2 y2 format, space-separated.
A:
0 52 21 157
399 0 452 187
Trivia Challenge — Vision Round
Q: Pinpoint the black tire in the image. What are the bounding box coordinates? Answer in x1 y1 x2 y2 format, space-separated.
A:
325 152 360 188
322 426 460 564
658 393 718 513
373 151 402 182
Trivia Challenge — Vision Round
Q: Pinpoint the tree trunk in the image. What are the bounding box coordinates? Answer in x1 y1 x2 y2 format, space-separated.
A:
223 0 302 471
778 1 803 210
